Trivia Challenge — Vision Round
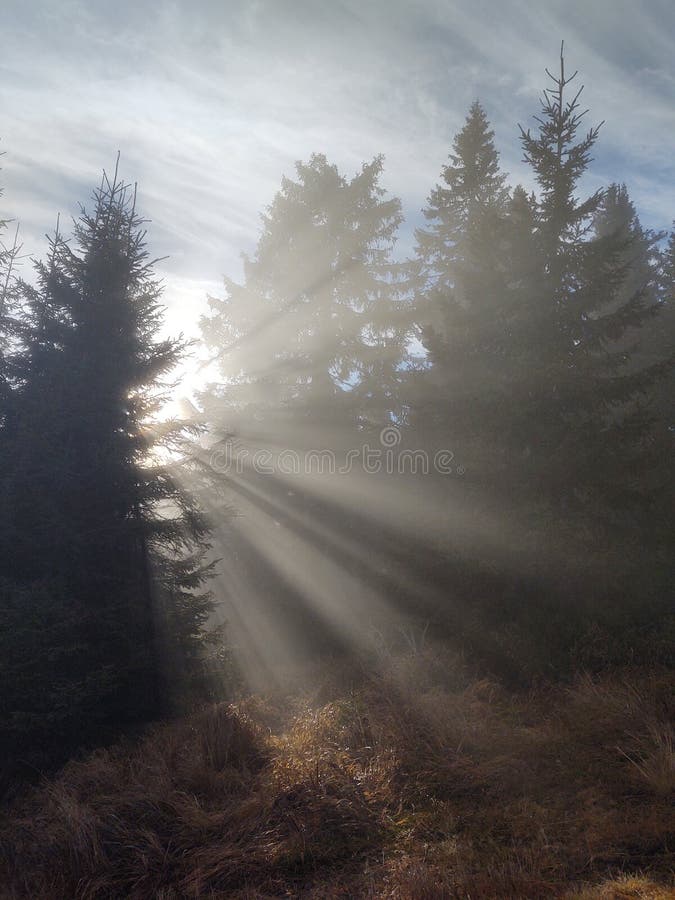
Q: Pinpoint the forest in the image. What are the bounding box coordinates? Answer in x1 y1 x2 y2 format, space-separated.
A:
0 44 673 899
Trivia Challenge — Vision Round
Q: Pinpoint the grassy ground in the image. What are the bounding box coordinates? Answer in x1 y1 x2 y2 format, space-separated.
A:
1 647 673 898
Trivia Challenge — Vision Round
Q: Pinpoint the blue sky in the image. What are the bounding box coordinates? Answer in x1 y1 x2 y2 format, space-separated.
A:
2 0 674 360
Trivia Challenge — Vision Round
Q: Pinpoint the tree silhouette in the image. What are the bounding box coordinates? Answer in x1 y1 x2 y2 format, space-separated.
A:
0 166 214 776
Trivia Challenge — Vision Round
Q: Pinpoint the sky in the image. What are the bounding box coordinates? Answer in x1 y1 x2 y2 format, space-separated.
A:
2 0 674 390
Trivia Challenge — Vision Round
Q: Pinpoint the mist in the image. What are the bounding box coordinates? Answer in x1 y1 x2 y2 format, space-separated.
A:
1 4 673 897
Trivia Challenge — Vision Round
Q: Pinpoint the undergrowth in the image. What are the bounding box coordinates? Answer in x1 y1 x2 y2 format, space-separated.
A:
0 648 673 898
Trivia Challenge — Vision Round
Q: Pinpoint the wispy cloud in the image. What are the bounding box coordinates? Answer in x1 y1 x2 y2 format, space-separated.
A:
2 0 674 353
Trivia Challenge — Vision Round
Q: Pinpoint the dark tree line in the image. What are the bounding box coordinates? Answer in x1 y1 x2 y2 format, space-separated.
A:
0 49 672 783
200 51 673 680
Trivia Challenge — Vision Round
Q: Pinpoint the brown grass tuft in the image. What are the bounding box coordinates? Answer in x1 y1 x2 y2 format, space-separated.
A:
618 722 675 797
1 654 673 898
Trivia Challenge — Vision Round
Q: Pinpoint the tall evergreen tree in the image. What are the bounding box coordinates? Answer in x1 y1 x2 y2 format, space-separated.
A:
201 153 406 443
410 101 512 472
415 100 510 308
516 49 664 546
198 154 410 670
0 168 214 777
655 228 675 433
400 52 672 676
635 226 675 603
474 48 673 668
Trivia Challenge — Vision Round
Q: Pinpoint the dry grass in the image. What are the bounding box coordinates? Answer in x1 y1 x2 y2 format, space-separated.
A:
1 648 673 898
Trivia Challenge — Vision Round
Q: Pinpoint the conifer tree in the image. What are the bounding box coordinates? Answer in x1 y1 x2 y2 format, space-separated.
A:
636 226 675 603
402 53 672 674
409 100 512 478
655 228 675 431
516 48 665 544
201 153 406 443
198 154 408 665
415 100 509 342
0 168 214 773
469 49 675 674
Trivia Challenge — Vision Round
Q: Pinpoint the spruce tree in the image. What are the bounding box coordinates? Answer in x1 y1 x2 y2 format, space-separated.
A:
479 48 673 671
410 101 512 473
201 153 405 443
655 229 675 432
401 54 672 675
635 227 675 612
516 49 665 546
198 154 408 668
0 168 214 775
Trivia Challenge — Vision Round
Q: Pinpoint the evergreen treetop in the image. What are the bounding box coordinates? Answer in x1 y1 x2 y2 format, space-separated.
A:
201 152 407 438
